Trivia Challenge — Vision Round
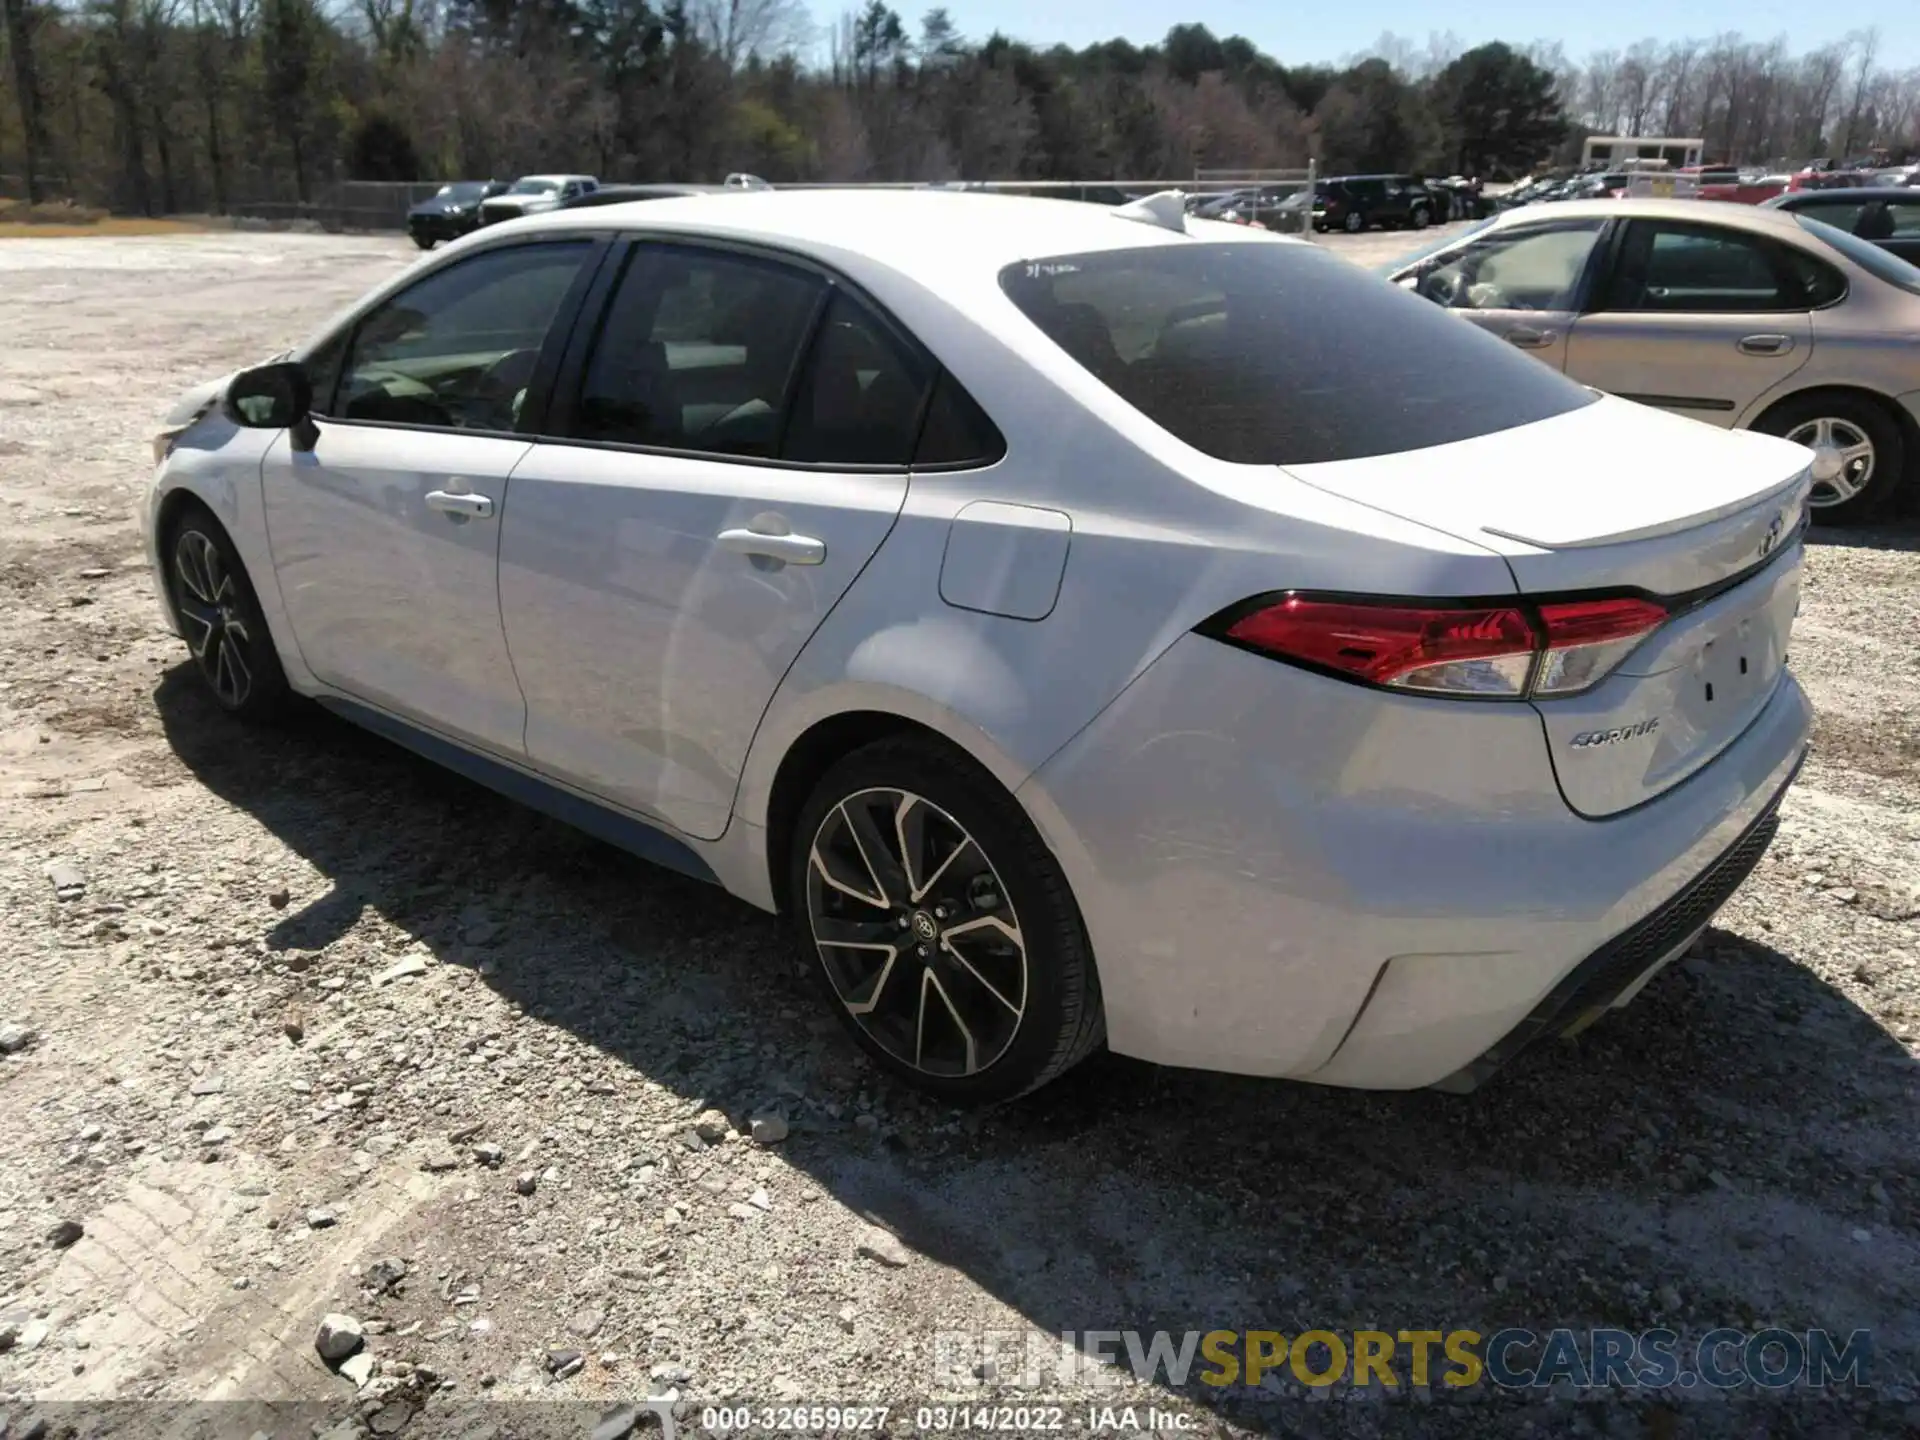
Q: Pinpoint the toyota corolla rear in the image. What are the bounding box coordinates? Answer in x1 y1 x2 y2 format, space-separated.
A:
1001 234 1813 1090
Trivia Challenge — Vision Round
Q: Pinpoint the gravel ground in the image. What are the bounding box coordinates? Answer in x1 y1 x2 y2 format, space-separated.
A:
0 228 1917 1439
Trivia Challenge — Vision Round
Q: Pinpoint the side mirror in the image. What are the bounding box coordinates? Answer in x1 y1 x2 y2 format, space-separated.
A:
222 361 312 430
223 361 319 452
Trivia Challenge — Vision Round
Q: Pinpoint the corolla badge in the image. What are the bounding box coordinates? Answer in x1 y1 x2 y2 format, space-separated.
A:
1570 718 1660 749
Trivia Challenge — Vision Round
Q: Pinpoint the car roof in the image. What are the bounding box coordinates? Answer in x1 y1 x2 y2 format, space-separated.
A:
513 189 1293 278
1498 197 1818 240
516 173 593 184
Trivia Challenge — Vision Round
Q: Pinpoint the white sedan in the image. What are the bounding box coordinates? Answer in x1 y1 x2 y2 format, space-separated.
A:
145 190 1813 1102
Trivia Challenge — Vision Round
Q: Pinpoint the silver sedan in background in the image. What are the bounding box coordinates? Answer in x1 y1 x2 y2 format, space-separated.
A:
1385 198 1920 523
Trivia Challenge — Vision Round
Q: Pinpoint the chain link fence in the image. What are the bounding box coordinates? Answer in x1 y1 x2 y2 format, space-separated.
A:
221 181 456 232
4 172 1325 233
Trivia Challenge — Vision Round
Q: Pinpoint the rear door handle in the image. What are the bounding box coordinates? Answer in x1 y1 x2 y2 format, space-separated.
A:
1737 334 1793 356
717 528 826 565
425 490 495 518
1505 326 1557 349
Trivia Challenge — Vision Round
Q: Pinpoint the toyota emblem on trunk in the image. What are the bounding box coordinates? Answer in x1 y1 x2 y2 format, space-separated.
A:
1757 511 1785 559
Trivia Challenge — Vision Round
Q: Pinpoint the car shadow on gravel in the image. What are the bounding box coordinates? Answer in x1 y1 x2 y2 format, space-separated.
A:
155 668 1919 1434
1805 515 1920 553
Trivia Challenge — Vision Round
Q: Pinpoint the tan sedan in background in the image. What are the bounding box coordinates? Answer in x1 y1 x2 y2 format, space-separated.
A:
1384 198 1920 523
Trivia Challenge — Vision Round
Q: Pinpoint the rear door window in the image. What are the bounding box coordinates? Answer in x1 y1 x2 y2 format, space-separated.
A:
782 291 935 466
999 241 1596 466
571 243 824 457
1599 222 1806 313
913 371 1006 467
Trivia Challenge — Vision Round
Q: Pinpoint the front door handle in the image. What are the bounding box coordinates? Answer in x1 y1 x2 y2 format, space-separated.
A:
1505 326 1557 349
425 489 495 518
717 527 826 565
1737 334 1793 356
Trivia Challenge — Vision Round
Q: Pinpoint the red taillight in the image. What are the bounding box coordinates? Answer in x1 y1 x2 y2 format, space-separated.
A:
1225 597 1538 696
1532 597 1668 695
1217 593 1668 700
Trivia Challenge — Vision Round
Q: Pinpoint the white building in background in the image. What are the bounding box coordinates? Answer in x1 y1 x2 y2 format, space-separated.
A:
1581 135 1706 170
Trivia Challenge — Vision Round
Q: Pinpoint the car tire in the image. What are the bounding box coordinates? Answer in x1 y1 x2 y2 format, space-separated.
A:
411 234 435 250
1755 393 1906 525
1344 211 1365 233
163 503 294 721
1410 205 1431 230
788 735 1104 1105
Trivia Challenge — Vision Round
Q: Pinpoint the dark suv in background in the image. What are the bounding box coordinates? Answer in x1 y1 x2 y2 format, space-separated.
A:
405 180 509 249
1313 175 1438 233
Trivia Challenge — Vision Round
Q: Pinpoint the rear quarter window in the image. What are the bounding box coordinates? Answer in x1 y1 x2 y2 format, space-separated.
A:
999 242 1597 466
1795 214 1920 297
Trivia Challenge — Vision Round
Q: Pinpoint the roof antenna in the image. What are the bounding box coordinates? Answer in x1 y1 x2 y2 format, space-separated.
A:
1112 190 1190 234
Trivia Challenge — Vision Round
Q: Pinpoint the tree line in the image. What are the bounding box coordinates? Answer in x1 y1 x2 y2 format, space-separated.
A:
0 0 1912 215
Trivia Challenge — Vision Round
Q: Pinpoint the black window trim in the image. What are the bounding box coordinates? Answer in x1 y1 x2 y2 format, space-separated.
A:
535 230 1002 474
1583 217 1848 316
309 231 614 442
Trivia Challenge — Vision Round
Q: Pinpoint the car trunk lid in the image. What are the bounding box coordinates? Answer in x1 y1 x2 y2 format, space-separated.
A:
1284 395 1811 595
1529 547 1802 815
1284 395 1811 815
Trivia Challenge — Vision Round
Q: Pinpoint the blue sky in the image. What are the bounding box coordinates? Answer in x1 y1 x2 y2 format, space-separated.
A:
931 0 1914 69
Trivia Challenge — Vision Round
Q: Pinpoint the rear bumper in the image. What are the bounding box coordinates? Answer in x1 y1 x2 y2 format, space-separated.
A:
1020 633 1814 1089
1429 750 1797 1092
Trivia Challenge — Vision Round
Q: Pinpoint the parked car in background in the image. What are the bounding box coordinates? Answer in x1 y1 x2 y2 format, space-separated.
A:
1193 184 1310 230
555 183 739 211
1872 164 1920 187
1494 175 1567 210
1762 188 1920 264
1555 172 1631 201
1313 174 1439 232
1785 166 1877 193
145 189 1813 1101
478 175 599 226
1384 197 1920 522
406 181 509 249
1684 167 1787 205
1429 176 1491 221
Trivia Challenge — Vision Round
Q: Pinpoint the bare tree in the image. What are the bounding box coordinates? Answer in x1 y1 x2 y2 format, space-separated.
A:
1837 27 1879 156
692 0 809 71
1581 48 1620 133
1656 41 1699 137
4 0 55 199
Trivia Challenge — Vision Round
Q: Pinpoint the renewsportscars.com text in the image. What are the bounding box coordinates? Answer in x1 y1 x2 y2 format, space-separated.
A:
933 1327 1873 1392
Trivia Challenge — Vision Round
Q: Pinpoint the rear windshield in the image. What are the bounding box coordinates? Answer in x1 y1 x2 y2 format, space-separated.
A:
999 242 1597 465
1795 214 1920 296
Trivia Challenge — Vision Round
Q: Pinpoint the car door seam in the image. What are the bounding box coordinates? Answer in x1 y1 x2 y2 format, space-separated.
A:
722 476 915 837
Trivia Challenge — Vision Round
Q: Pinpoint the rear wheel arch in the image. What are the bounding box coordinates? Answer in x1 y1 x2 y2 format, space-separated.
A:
779 724 1106 1101
1753 383 1910 434
765 711 1000 918
1750 384 1914 518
